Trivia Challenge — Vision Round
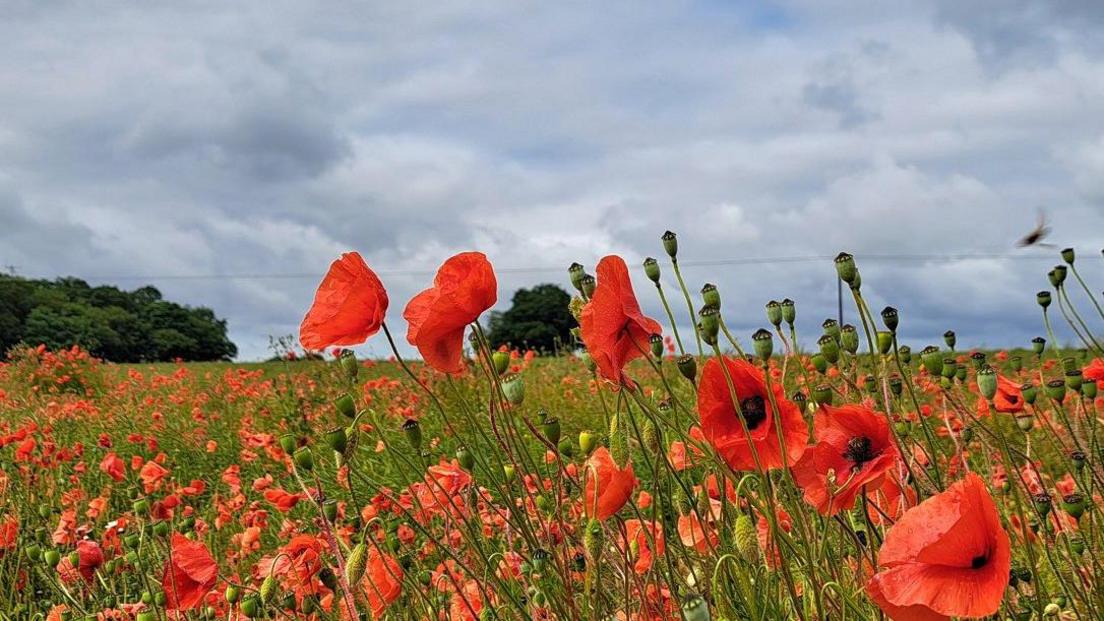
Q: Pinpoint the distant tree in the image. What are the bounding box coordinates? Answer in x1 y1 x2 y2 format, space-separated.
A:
487 283 576 354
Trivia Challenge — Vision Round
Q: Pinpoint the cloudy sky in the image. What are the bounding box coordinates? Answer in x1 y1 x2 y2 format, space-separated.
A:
2 1 1103 360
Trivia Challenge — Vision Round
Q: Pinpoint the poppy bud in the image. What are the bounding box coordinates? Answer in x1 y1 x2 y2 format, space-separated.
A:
682 594 711 621
880 306 899 333
67 551 80 567
334 393 356 419
834 252 858 284
224 585 241 605
822 318 840 340
345 542 368 585
132 499 150 515
569 262 586 293
1045 379 1066 401
676 355 697 382
541 414 561 445
557 438 576 457
920 346 943 376
338 350 358 381
1021 382 1037 404
649 334 664 359
1016 414 1034 431
153 521 170 538
1062 493 1086 520
1061 356 1078 373
752 329 773 360
293 447 314 471
1065 369 1083 392
503 464 516 482
811 353 828 374
1070 450 1086 471
840 324 858 354
502 373 525 406
812 384 832 406
277 433 297 456
898 345 911 364
733 514 759 564
701 283 720 309
941 357 957 379
579 431 597 456
260 574 277 604
456 446 474 469
136 613 156 621
491 350 510 376
943 330 956 350
642 257 661 284
661 231 678 258
402 419 422 450
976 366 997 400
44 549 61 567
697 306 719 346
817 334 840 364
780 298 796 325
1083 379 1097 399
642 420 661 454
24 544 40 563
322 499 338 522
584 518 604 561
581 351 596 374
888 375 902 396
876 331 893 355
1010 355 1022 372
1031 336 1046 355
894 420 911 436
1050 265 1067 287
240 594 262 618
325 427 347 455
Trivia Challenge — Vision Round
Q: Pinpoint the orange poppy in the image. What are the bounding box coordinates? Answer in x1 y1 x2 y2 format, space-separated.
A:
865 472 1010 620
792 404 900 515
583 447 637 521
578 255 662 386
993 375 1024 414
299 252 388 351
163 533 218 611
1084 357 1104 382
99 452 126 482
621 519 665 574
404 252 497 374
360 551 404 618
263 488 302 513
698 356 807 471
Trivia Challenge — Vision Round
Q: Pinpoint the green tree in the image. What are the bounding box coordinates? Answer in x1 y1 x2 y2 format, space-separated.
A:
487 283 576 354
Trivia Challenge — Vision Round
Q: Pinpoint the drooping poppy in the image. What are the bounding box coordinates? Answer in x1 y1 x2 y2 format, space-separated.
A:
404 252 497 374
697 356 808 471
299 252 388 351
792 404 900 515
583 447 637 521
865 472 1010 620
163 533 218 611
578 255 663 386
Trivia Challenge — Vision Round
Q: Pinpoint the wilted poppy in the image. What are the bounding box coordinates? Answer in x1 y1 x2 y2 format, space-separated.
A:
404 252 497 374
583 447 637 521
300 252 388 351
698 356 807 471
579 255 662 386
792 404 900 515
866 472 1010 620
163 533 218 611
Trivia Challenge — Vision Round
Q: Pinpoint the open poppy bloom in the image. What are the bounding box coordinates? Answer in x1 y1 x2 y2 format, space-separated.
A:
578 255 662 387
359 551 404 618
57 539 103 583
404 252 497 374
583 447 637 520
698 356 807 471
163 533 218 611
866 472 1010 620
1084 357 1104 382
992 375 1024 413
792 404 900 515
300 252 389 351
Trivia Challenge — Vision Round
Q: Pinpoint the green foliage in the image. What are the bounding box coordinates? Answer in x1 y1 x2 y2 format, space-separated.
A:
0 274 237 362
487 283 576 354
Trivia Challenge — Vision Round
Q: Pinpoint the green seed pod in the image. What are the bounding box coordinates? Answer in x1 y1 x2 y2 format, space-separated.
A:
503 464 516 482
834 252 857 285
812 384 832 406
318 567 338 591
1016 414 1035 432
822 318 840 340
491 350 510 376
339 350 359 382
888 375 902 396
697 306 719 345
1033 493 1053 517
278 433 297 456
960 426 974 443
153 521 170 538
1050 265 1067 287
579 431 597 456
941 357 956 379
132 498 151 515
676 355 697 382
661 230 678 258
322 499 339 522
682 593 711 621
752 328 773 360
1037 290 1052 309
1061 493 1086 520
1062 356 1078 373
1061 247 1075 264
954 365 967 383
899 345 911 364
325 427 347 455
864 374 877 394
701 283 720 309
792 390 808 412
502 373 525 406
1009 355 1022 372
1031 336 1046 355
817 334 839 364
136 612 157 621
976 365 998 401
1045 379 1066 402
1070 450 1086 471
1022 382 1037 405
25 545 41 563
650 334 664 359
1070 535 1085 555
943 330 956 350
557 438 576 457
733 514 759 564
580 274 596 299
1065 370 1083 392
345 542 368 585
642 258 661 284
402 418 422 450
811 353 828 374
765 300 782 328
780 298 796 325
876 331 893 355
840 324 859 354
260 573 277 604
334 393 356 419
292 447 314 472
569 262 586 293
279 593 296 612
240 594 262 619
881 306 899 333
920 346 943 376
584 518 604 560
455 446 474 469
1083 379 1097 399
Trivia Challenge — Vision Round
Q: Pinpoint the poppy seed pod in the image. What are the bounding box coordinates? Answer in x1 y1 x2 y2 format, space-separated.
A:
701 283 720 309
880 306 899 333
322 498 338 522
292 447 314 471
1065 369 1083 392
1021 382 1037 404
1050 265 1068 287
225 585 241 604
864 374 877 393
1083 379 1097 399
642 257 661 283
1062 493 1086 520
1037 291 1052 309
650 333 663 359
817 334 840 364
682 594 711 621
943 330 956 350
697 306 720 345
780 298 796 325
941 357 957 379
968 351 986 368
920 346 943 376
324 427 347 455
822 318 840 340
580 274 596 299
840 324 859 354
877 331 893 355
976 366 998 400
1016 414 1035 432
889 374 902 396
1010 355 1022 372
334 393 356 419
1045 379 1066 401
503 464 516 482
752 329 773 360
792 390 808 411
278 433 297 456
960 426 974 443
661 231 678 258
402 418 422 449
1070 450 1086 470
811 353 828 374
834 252 858 285
676 354 697 381
339 350 359 381
850 271 862 290
502 373 525 406
955 365 967 383
136 612 157 621
455 445 474 469
812 384 833 406
765 300 782 327
1061 356 1077 373
569 262 586 293
541 414 561 445
1031 336 1046 355
1033 493 1053 517
491 350 510 375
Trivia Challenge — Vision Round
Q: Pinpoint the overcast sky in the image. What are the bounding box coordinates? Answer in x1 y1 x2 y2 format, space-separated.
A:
2 1 1103 360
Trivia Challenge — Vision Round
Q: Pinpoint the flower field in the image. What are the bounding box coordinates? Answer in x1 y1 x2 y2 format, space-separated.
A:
1 238 1103 621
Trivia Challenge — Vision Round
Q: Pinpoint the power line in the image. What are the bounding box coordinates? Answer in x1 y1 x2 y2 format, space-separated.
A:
20 251 1059 282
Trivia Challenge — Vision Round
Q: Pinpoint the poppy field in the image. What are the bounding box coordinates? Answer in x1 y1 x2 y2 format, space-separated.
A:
2 237 1103 621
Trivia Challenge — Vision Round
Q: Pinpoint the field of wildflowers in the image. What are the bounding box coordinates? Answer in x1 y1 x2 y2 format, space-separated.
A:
1 234 1102 621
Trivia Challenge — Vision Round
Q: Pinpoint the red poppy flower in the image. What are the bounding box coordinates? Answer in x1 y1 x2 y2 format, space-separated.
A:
621 519 665 574
1084 358 1104 382
299 252 388 351
57 539 103 583
697 356 808 471
163 533 218 611
865 472 1010 620
993 375 1024 413
99 452 126 482
263 488 302 512
583 447 637 521
359 551 404 618
578 255 662 386
677 512 717 553
792 404 900 515
139 461 170 493
404 252 497 374
757 509 794 570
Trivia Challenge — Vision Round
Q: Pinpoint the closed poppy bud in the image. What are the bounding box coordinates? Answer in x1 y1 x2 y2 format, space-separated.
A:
279 593 296 612
502 373 525 406
899 345 911 364
941 357 957 379
137 612 156 621
752 329 773 360
780 298 796 325
569 262 586 293
1083 379 1097 398
1050 265 1067 287
812 353 828 374
503 464 516 482
240 594 261 618
822 318 840 340
817 334 839 364
1031 336 1046 355
1066 370 1083 392
642 419 660 453
920 346 943 376
260 573 277 604
318 568 338 591
325 427 347 455
579 431 597 456
492 350 510 375
334 393 356 419
345 542 368 585
701 283 720 309
1062 493 1086 520
1070 450 1086 470
558 438 576 457
840 324 858 354
338 350 359 381
292 447 313 471
977 366 998 400
542 414 561 445
454 446 474 470
642 257 661 284
278 433 297 456
1021 382 1037 404
584 518 604 560
402 419 422 450
1037 291 1052 309
888 375 902 396
154 521 170 538
580 274 596 299
682 594 710 621
322 499 338 522
812 384 832 406
876 331 893 355
880 306 899 333
676 354 697 381
661 230 678 258
1045 379 1066 401
133 499 150 515
834 252 858 285
25 545 40 562
1016 414 1035 432
650 334 663 358
1010 355 1022 372
733 514 759 563
67 550 80 567
698 306 719 345
581 351 596 373
44 549 61 566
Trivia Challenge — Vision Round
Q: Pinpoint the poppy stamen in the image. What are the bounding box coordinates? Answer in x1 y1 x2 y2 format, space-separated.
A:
842 436 878 471
739 396 767 430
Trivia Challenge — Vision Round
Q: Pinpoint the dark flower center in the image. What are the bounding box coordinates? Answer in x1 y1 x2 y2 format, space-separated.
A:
1006 394 1018 404
739 396 767 430
971 554 988 569
842 436 878 471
